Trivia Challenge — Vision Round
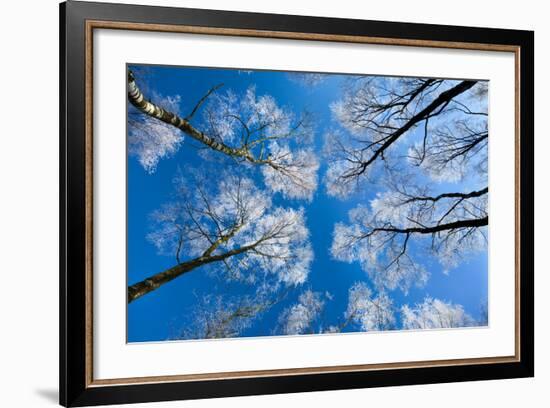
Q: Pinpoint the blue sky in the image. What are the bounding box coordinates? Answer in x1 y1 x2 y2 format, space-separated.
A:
127 64 488 342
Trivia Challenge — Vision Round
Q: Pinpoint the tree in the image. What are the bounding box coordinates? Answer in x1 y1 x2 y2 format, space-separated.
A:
318 282 396 334
401 297 476 329
176 290 284 340
331 181 487 293
325 76 487 198
273 284 478 335
128 70 319 200
276 283 397 335
128 173 313 303
328 76 488 292
276 290 326 335
344 282 396 331
287 72 329 87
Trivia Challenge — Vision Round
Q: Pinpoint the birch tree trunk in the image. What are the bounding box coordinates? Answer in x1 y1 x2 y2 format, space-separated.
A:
128 71 252 160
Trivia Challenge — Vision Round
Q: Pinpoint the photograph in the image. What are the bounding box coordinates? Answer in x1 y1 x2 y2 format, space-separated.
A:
126 64 489 343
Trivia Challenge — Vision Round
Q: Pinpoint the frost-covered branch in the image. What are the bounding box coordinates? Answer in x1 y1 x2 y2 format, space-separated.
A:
176 289 288 340
343 282 396 331
331 184 488 293
128 92 184 173
287 72 329 87
276 290 327 335
401 297 476 329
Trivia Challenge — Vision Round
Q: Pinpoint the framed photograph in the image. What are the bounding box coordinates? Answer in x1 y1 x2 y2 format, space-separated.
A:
60 1 534 406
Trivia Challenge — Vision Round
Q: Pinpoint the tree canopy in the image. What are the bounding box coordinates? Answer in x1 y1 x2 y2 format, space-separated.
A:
126 66 489 342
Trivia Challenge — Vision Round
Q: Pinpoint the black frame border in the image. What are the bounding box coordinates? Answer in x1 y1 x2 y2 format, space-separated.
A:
60 1 534 406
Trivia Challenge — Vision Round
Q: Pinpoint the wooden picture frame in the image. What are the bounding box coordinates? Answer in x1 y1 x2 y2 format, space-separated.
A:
60 1 534 406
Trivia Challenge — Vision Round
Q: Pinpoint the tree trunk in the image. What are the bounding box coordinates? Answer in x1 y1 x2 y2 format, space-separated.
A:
128 241 256 303
128 259 204 303
128 70 251 160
